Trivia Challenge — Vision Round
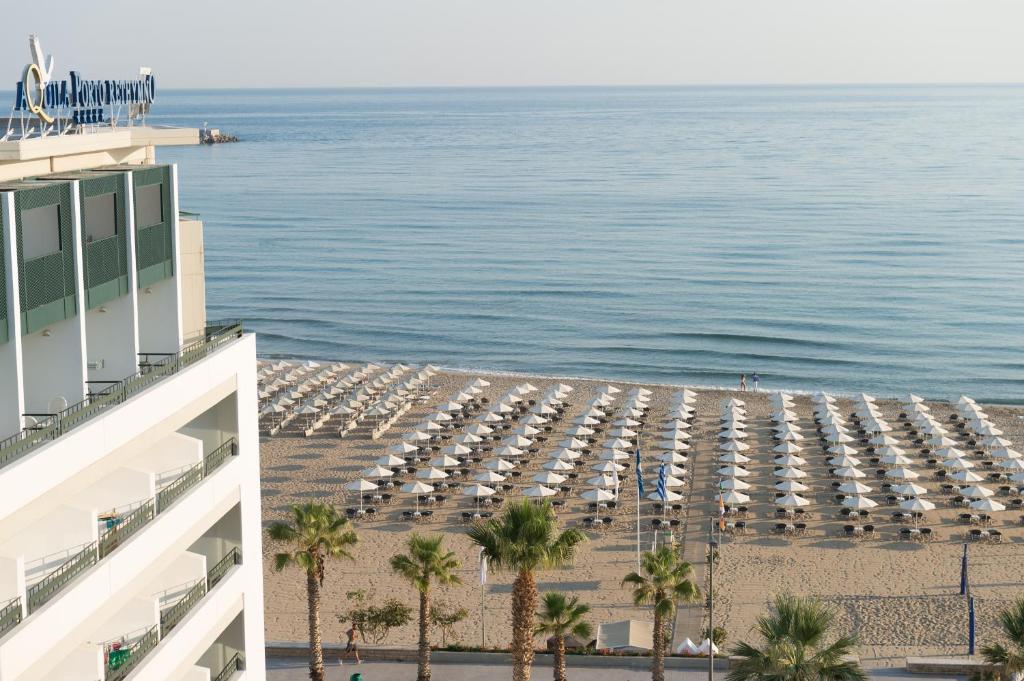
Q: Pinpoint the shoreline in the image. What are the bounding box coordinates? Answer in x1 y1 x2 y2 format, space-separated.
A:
254 352 1024 407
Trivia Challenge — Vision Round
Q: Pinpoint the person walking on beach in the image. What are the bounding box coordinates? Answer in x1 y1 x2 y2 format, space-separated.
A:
739 373 747 391
751 372 760 392
339 621 362 665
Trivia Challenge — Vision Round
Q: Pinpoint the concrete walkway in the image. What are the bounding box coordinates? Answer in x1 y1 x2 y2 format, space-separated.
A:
267 657 968 681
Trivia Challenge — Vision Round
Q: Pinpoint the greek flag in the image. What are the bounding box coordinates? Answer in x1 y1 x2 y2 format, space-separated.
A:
656 463 668 502
635 448 645 496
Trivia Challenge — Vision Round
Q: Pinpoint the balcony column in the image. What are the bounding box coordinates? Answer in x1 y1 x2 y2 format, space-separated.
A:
0 192 26 439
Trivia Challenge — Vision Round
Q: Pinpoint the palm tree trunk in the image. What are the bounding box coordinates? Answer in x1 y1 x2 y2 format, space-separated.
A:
418 588 431 681
651 609 665 681
554 636 567 681
511 569 538 681
306 568 325 681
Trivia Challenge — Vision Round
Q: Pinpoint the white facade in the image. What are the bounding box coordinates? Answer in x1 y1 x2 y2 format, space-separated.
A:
0 131 266 680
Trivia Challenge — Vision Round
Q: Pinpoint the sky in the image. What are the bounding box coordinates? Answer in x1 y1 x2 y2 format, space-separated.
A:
1 0 1022 89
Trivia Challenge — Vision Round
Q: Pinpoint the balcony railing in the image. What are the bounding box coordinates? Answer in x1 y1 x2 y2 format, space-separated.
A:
159 580 207 634
26 541 98 614
0 320 244 469
104 548 242 679
208 547 242 589
106 625 159 681
213 652 245 681
99 501 155 558
0 597 22 637
10 437 238 630
156 463 203 513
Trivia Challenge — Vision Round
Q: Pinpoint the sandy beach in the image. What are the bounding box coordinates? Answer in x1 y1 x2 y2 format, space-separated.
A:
259 366 1024 667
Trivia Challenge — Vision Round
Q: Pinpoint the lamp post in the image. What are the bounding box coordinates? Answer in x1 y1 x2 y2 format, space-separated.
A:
708 519 717 681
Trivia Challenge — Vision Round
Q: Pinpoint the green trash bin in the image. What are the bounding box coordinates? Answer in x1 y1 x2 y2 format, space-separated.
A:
349 674 363 681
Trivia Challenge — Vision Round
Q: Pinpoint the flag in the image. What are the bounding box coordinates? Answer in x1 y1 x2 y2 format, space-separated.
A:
656 463 668 502
718 492 726 532
479 548 488 585
612 467 620 500
635 448 645 496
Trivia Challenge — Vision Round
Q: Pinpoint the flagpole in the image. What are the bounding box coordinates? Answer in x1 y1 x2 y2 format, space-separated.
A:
636 438 642 572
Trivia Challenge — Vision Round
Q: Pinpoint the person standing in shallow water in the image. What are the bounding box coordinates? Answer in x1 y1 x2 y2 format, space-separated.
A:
739 373 747 391
751 372 760 392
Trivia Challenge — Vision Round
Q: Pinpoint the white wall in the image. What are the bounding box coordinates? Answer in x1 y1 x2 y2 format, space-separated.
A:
20 314 87 414
84 291 138 382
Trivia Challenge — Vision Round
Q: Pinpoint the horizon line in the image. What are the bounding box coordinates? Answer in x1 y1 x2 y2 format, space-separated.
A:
153 80 1024 91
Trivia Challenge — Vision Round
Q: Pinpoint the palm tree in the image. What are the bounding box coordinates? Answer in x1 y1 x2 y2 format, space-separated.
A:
390 534 463 681
467 500 586 681
535 592 593 681
727 594 866 681
980 598 1024 681
268 503 358 681
621 546 701 681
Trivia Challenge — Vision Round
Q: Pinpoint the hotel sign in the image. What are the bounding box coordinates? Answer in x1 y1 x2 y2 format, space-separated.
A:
6 35 155 136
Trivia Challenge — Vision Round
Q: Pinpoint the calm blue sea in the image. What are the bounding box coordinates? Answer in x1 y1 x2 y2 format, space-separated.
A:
150 86 1024 403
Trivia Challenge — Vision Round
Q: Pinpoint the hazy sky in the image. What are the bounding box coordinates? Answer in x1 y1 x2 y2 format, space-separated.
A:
2 0 1022 88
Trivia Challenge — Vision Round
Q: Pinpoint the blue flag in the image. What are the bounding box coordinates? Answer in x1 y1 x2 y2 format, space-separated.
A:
636 448 645 496
656 463 668 502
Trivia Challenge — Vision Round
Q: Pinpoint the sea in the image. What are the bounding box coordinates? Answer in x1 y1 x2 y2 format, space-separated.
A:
149 85 1024 403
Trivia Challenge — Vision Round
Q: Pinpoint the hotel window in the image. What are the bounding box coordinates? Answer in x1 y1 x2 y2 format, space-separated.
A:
84 193 117 242
135 183 163 228
21 204 62 259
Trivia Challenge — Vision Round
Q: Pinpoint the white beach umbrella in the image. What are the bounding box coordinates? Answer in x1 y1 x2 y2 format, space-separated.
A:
592 461 626 473
992 448 1023 460
377 454 408 467
982 436 1013 449
719 478 751 491
897 497 935 513
885 467 920 480
721 490 751 505
777 431 806 442
835 466 867 479
494 446 525 459
362 465 395 479
828 454 862 468
474 470 506 483
775 480 810 493
719 452 752 465
842 495 877 510
404 430 432 442
647 490 683 502
582 488 615 502
533 471 567 485
512 425 541 437
417 467 450 480
869 434 902 447
549 448 581 461
659 429 692 441
388 442 420 456
892 482 929 497
658 439 691 452
586 475 617 489
880 452 914 466
719 440 750 452
950 469 985 483
483 458 515 472
542 459 574 472
717 466 750 478
774 467 808 479
504 435 533 448
838 481 873 495
656 452 688 464
935 447 967 460
597 384 622 395
400 480 434 495
558 438 590 451
941 458 975 471
606 438 635 450
522 414 549 426
566 425 595 437
523 485 557 498
828 444 860 457
608 427 638 439
719 428 749 440
344 478 378 493
660 475 685 488
999 458 1024 471
599 449 631 461
776 493 811 508
463 484 496 500
961 485 995 499
466 423 495 435
970 498 1006 512
613 417 642 428
825 432 854 444
773 454 808 467
928 435 959 448
440 444 472 458
773 441 804 454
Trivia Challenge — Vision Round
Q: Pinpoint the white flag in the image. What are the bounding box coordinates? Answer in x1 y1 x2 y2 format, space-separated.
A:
479 549 488 585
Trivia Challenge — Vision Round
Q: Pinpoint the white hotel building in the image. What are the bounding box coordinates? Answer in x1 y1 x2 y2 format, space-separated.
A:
0 105 267 676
